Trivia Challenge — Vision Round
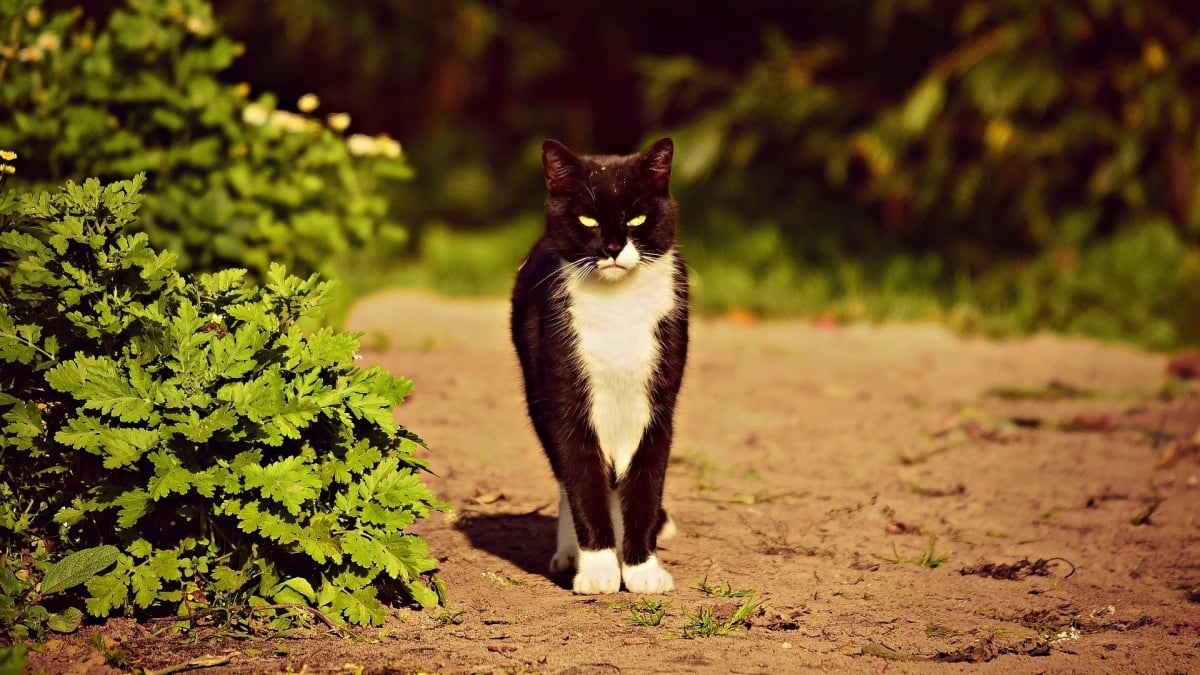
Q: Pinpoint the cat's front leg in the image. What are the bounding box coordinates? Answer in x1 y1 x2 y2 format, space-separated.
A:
559 458 622 594
616 420 675 594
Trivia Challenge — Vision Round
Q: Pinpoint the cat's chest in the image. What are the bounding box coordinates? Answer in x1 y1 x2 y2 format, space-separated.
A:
564 252 678 477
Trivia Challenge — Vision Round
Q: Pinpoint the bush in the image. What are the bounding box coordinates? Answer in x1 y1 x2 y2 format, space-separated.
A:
0 0 411 280
0 174 442 629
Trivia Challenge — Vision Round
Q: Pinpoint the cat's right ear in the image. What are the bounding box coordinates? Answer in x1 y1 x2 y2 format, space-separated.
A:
542 140 581 193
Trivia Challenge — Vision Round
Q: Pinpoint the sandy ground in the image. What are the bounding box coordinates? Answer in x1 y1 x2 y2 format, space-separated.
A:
26 290 1200 674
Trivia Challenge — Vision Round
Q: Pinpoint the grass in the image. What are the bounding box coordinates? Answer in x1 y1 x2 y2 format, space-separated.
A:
609 579 764 636
875 535 951 569
432 608 467 626
331 210 1200 351
693 577 756 598
679 596 763 639
615 599 669 627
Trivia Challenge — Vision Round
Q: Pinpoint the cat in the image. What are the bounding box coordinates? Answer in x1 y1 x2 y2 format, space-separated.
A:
510 137 688 594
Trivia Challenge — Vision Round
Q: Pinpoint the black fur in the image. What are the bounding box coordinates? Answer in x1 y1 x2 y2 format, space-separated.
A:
511 138 689 572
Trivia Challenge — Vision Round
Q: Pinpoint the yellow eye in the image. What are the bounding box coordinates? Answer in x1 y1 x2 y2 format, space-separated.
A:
626 215 647 227
578 215 599 227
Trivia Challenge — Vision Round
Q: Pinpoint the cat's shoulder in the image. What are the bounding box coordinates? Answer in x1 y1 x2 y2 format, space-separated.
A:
512 236 561 301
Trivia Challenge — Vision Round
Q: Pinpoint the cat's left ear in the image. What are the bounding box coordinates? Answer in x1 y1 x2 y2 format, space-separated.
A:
543 139 581 193
639 137 674 190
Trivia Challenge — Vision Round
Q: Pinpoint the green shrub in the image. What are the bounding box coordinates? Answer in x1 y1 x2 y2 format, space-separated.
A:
0 0 411 280
0 174 442 628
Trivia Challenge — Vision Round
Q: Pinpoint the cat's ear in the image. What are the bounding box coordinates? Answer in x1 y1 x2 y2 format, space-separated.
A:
639 137 674 190
542 140 581 193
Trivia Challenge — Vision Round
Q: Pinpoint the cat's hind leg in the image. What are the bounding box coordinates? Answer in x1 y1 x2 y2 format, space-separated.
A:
657 508 677 540
550 483 579 573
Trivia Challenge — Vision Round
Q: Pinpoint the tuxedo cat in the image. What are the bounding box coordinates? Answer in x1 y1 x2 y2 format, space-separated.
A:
511 137 688 594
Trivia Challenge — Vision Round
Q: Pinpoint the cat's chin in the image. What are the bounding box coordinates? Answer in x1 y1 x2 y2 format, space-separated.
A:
595 265 632 282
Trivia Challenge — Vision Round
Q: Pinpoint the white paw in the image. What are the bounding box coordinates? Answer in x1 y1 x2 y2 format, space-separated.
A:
550 547 577 573
622 555 674 594
573 549 621 594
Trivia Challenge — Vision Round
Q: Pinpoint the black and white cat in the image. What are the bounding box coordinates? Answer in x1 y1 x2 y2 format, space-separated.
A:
511 138 688 594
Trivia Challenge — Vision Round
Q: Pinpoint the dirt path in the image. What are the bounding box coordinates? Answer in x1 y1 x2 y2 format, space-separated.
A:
37 290 1200 674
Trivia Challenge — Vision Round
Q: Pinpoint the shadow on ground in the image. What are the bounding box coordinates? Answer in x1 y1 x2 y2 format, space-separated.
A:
455 512 568 587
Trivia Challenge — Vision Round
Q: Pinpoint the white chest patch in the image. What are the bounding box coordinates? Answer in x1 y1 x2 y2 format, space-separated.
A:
566 250 678 480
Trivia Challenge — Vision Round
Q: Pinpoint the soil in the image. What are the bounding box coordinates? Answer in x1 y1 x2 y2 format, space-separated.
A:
24 290 1200 674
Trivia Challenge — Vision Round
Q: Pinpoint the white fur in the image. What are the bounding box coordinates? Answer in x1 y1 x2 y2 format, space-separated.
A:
553 488 626 569
658 512 677 540
621 555 674 594
574 548 621 594
551 483 578 573
566 247 678 480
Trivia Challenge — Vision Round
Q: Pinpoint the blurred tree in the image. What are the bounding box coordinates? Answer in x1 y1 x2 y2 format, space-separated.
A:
208 0 1200 345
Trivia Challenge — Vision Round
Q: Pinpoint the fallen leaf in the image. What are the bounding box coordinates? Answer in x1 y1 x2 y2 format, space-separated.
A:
886 521 921 535
724 308 756 326
1167 352 1200 380
1060 414 1115 432
1158 440 1200 468
471 492 505 505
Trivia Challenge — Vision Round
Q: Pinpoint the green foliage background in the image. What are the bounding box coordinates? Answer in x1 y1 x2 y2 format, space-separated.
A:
0 0 411 282
211 0 1200 348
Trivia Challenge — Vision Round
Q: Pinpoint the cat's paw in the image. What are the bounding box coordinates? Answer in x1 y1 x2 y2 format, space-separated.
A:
549 547 577 573
622 556 674 594
573 549 621 594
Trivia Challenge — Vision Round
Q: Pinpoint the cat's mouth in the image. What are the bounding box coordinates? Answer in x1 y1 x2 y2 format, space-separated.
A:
595 260 632 281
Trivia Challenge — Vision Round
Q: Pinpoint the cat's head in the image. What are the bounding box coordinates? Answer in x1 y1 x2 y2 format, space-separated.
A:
541 137 676 282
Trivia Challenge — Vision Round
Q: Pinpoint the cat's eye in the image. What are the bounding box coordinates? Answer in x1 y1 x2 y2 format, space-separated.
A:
626 215 647 227
578 215 599 228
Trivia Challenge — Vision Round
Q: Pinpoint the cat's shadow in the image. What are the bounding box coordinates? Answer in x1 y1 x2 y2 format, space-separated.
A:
454 512 570 588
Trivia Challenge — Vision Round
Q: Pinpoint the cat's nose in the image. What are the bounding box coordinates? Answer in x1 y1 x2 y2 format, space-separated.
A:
603 241 624 258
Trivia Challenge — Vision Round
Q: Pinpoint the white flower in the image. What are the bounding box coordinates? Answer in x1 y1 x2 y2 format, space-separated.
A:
297 93 320 113
270 109 318 133
347 134 376 157
35 32 60 52
242 103 268 126
185 16 211 35
375 134 402 158
327 112 351 133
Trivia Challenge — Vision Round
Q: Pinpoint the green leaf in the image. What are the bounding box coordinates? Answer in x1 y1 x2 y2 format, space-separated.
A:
55 416 159 468
114 489 151 529
84 571 128 617
241 456 322 515
131 565 163 608
0 644 28 675
405 579 439 609
40 545 120 595
46 356 156 423
332 588 386 626
0 568 30 598
46 607 84 634
147 451 192 500
278 577 317 602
